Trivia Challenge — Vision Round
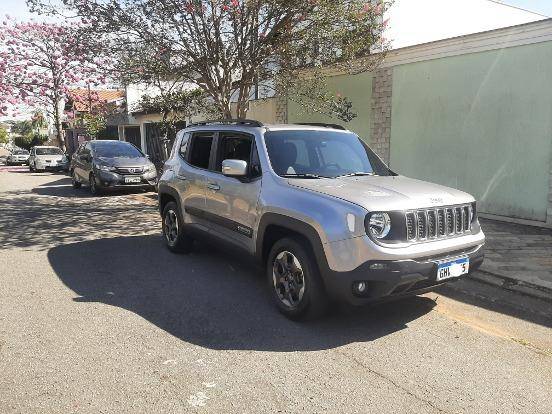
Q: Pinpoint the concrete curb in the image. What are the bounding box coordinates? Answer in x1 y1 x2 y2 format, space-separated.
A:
471 270 552 304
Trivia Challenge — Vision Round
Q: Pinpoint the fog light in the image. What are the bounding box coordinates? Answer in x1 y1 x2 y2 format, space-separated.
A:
356 282 366 293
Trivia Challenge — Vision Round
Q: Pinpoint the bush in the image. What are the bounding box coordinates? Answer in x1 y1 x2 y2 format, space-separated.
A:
14 133 48 150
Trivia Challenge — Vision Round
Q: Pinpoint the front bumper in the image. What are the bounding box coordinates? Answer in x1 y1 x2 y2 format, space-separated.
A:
8 158 29 164
96 170 158 190
36 161 68 171
321 244 484 306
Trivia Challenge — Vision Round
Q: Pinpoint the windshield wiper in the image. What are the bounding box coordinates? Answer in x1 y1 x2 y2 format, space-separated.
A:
335 172 376 178
282 173 330 179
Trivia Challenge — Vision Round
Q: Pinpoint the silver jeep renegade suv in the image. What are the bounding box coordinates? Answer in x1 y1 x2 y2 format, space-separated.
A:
158 120 485 319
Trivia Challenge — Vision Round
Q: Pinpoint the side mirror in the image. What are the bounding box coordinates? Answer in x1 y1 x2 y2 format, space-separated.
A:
222 159 248 177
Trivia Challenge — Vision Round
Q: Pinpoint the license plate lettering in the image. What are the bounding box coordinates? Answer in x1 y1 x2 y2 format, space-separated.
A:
437 257 469 281
125 176 141 184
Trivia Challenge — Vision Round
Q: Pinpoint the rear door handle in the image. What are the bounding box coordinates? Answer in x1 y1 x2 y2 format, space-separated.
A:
207 182 220 191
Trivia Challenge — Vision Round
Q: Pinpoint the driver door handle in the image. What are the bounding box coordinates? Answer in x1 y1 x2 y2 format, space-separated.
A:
207 182 220 191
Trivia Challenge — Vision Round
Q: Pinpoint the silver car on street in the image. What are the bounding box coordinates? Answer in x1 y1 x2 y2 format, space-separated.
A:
6 149 30 165
29 146 69 172
158 120 485 319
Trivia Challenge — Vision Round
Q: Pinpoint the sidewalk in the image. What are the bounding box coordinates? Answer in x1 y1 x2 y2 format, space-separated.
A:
475 218 552 301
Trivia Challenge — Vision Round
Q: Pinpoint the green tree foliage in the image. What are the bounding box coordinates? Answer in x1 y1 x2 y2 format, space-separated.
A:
29 0 392 122
81 113 107 140
14 132 48 150
137 89 212 138
0 127 8 144
11 120 34 137
11 112 49 150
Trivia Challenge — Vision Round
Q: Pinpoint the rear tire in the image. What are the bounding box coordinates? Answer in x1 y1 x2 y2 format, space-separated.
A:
162 201 193 253
267 237 329 320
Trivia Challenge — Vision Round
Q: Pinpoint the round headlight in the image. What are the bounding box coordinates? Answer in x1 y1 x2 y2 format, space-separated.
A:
368 212 391 239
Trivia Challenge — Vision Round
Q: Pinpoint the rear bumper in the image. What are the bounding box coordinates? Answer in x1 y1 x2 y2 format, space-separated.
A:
321 244 484 306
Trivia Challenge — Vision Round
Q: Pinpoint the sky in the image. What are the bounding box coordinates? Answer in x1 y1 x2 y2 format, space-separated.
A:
1 0 552 20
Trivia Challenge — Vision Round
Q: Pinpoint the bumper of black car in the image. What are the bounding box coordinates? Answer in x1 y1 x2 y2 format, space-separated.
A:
96 170 158 190
321 244 484 306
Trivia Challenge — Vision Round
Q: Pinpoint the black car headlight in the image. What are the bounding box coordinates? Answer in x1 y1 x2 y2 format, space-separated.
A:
95 164 116 172
367 212 391 239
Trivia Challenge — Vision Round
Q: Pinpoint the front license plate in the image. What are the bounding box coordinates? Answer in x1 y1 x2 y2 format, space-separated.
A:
437 257 469 281
124 176 141 184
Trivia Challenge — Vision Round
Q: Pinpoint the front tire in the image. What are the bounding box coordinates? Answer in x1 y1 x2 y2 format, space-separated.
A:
89 173 101 195
162 201 193 253
267 237 329 320
71 170 81 189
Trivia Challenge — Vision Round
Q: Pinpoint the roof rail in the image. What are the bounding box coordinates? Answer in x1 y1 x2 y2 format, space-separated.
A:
187 119 264 128
296 122 346 130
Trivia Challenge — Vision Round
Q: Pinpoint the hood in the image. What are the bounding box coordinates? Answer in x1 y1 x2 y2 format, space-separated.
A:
96 156 150 167
288 175 475 211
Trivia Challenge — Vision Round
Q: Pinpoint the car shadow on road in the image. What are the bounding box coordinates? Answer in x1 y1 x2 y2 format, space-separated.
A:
31 176 155 198
47 234 436 352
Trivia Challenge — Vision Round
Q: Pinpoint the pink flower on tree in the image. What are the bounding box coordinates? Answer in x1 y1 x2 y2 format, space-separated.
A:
0 20 113 148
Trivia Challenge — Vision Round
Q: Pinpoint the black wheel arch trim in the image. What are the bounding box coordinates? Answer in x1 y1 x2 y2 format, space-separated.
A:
158 184 182 216
255 213 330 273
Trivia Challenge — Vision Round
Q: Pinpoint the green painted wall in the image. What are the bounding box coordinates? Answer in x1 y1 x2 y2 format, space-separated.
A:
287 72 373 143
390 42 552 221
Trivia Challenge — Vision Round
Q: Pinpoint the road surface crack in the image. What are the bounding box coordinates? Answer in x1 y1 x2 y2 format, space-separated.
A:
334 349 448 413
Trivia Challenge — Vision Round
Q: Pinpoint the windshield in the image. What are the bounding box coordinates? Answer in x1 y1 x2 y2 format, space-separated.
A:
36 148 63 155
92 141 143 158
264 130 392 178
13 150 29 155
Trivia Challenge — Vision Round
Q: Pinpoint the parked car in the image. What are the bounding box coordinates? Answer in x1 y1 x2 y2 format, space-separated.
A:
70 140 158 195
29 146 69 172
158 120 486 320
7 149 30 165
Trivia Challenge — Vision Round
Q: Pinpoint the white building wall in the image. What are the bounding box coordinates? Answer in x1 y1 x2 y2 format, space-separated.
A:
385 0 547 49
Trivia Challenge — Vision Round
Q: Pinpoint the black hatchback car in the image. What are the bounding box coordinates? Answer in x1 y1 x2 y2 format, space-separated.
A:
70 140 158 195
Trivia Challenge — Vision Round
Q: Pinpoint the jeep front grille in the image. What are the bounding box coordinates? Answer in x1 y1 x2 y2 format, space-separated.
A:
405 205 472 242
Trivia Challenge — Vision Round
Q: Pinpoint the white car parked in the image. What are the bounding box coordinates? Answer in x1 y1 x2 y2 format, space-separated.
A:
6 149 30 165
29 146 69 172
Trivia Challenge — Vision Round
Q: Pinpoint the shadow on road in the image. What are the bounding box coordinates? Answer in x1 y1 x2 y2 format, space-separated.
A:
0 185 158 250
31 177 155 198
47 234 436 351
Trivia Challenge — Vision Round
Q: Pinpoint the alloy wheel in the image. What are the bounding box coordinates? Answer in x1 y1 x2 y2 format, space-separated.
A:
164 209 179 246
272 250 306 309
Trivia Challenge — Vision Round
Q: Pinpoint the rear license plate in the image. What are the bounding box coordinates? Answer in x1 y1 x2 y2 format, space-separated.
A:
124 176 141 184
437 257 469 281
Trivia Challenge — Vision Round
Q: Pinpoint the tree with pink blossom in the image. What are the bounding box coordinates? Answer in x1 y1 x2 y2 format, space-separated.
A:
0 17 111 149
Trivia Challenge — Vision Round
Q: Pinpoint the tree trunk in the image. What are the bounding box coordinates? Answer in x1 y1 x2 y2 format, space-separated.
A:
53 95 65 151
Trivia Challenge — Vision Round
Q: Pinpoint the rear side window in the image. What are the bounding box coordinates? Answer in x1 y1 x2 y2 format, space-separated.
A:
188 133 213 169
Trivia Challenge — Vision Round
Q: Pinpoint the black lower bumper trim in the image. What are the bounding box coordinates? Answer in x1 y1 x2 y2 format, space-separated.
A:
321 245 484 306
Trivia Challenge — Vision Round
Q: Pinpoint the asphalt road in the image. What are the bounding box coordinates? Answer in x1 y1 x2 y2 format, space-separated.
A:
1 166 551 414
